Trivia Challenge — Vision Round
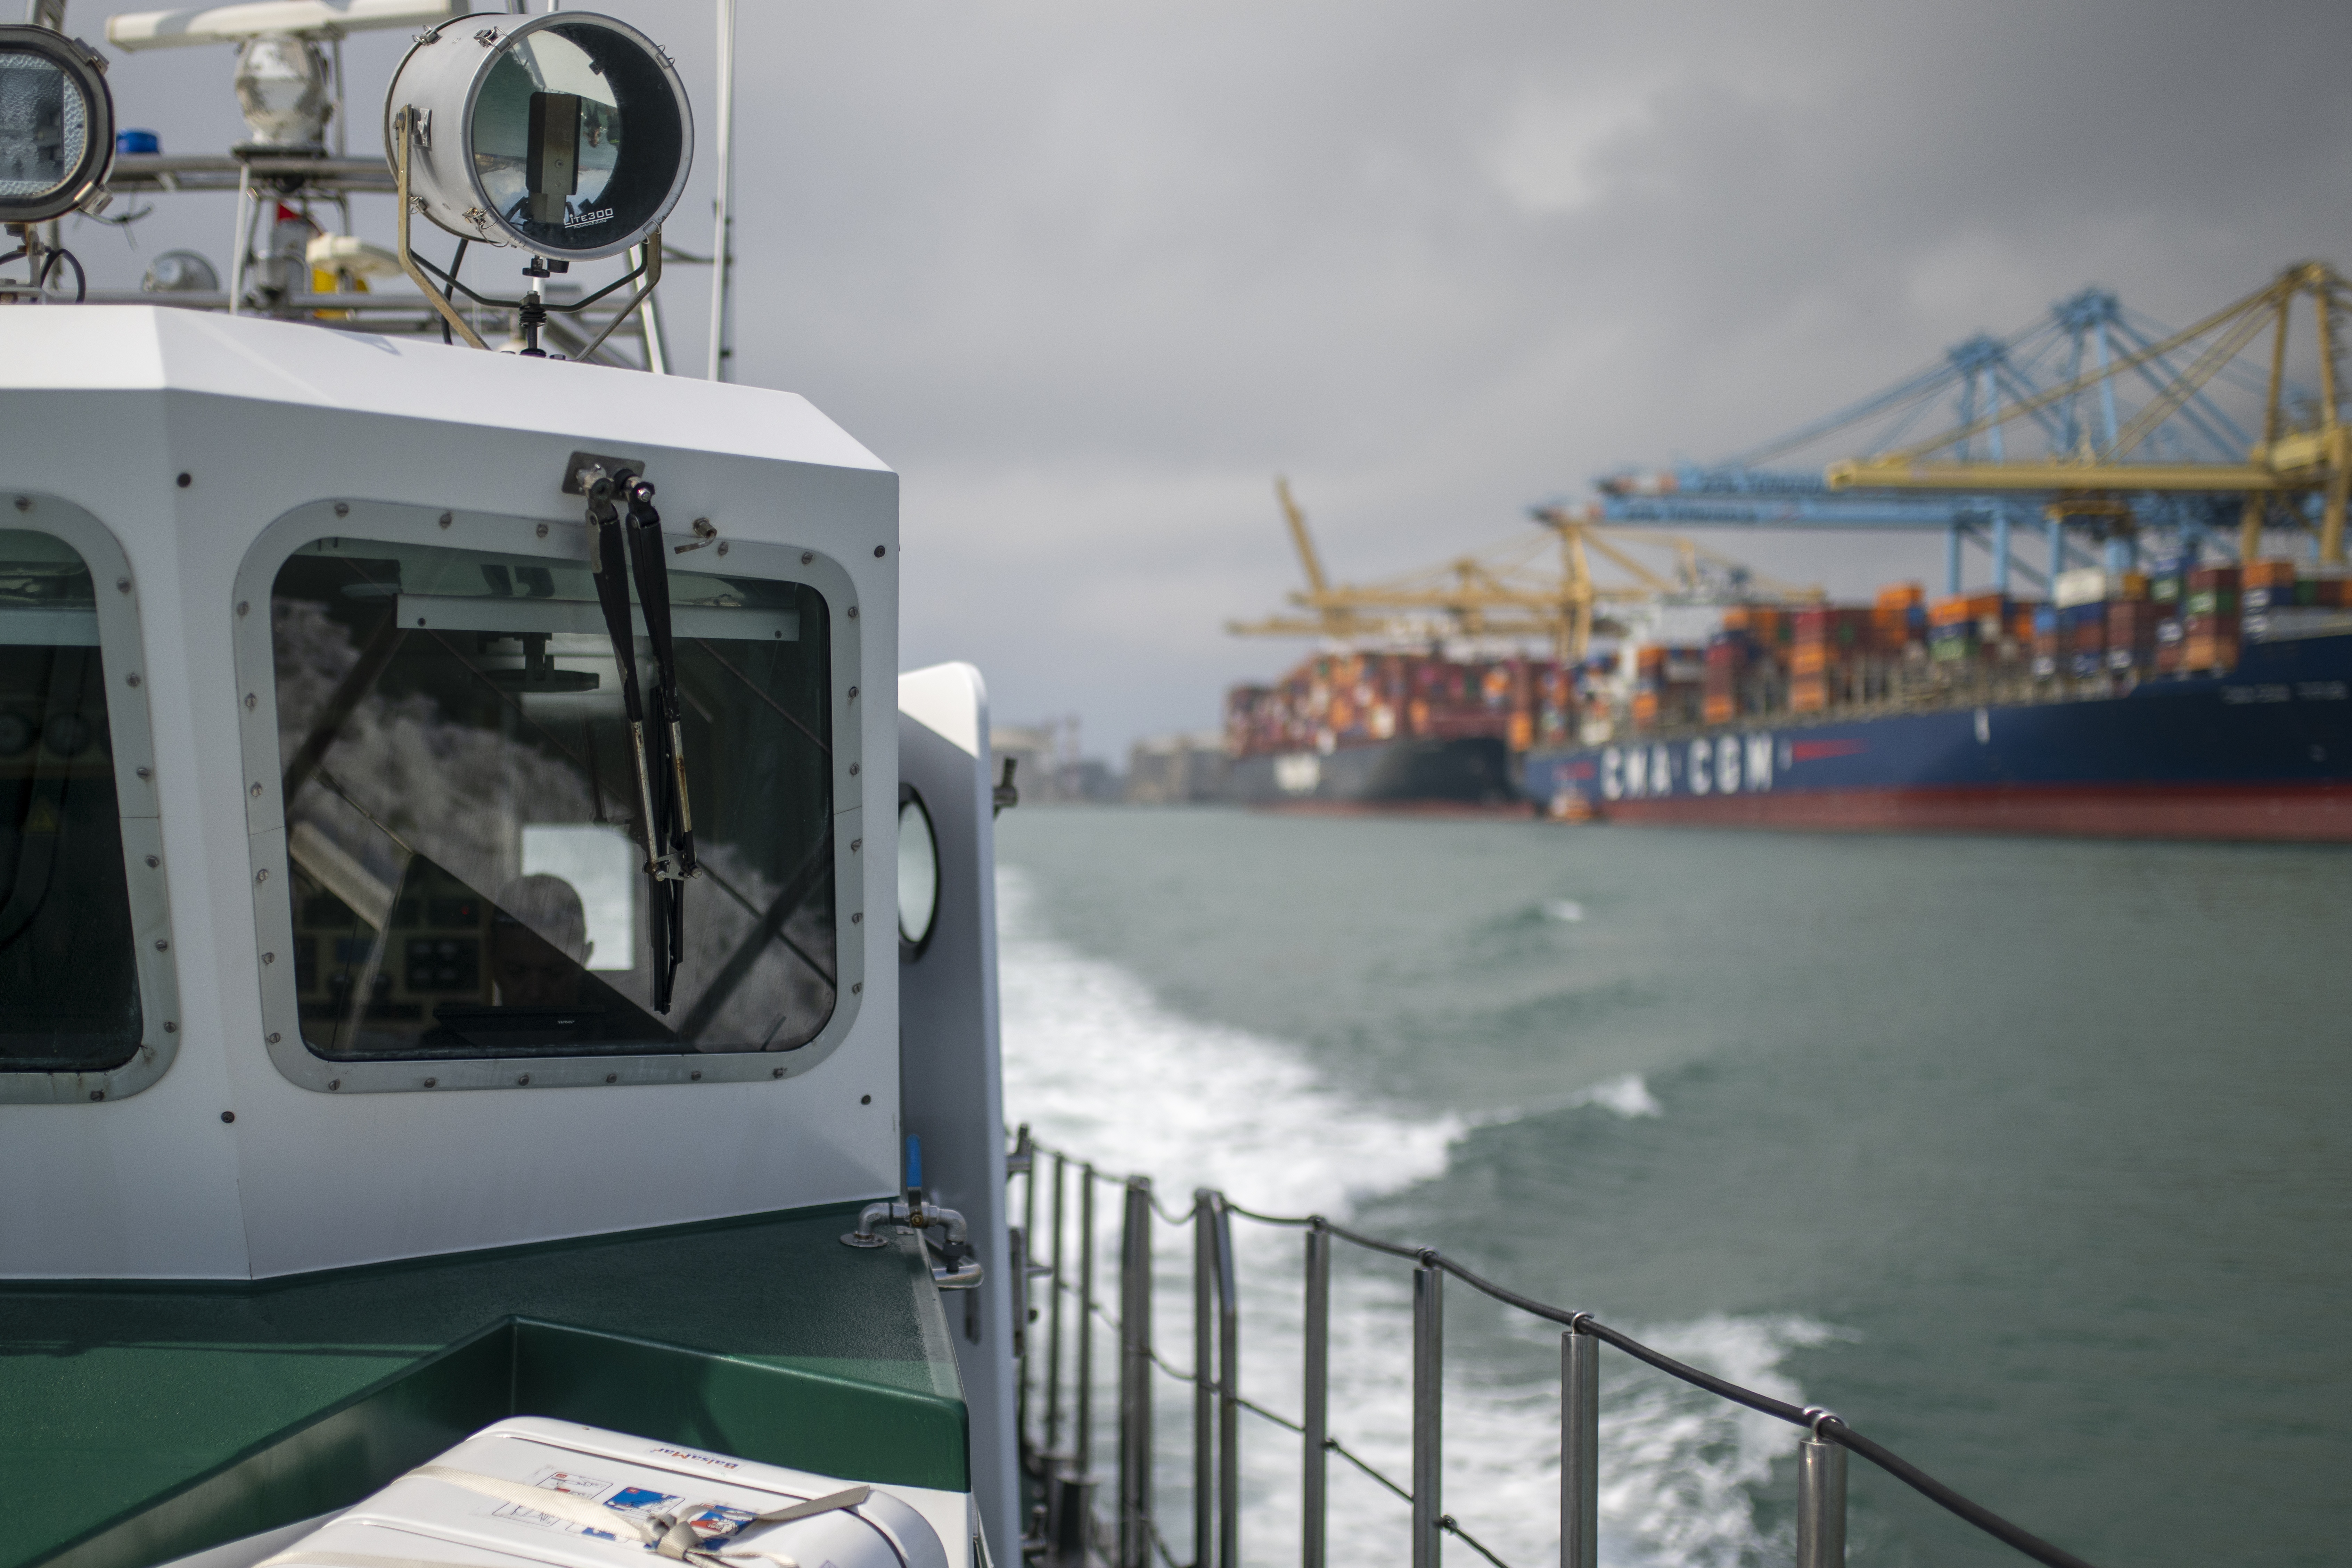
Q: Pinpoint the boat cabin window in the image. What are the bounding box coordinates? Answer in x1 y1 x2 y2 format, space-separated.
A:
270 537 835 1062
0 530 142 1071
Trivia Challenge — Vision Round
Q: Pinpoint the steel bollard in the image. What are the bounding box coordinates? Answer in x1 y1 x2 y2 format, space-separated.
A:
1561 1330 1598 1568
1411 1262 1443 1568
1119 1178 1154 1568
1796 1434 1846 1568
1302 1224 1329 1568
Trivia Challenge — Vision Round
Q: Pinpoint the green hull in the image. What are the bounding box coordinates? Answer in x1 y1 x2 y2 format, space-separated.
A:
3 1204 967 1568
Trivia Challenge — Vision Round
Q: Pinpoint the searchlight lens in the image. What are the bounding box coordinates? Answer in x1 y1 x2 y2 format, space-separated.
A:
386 12 690 262
0 27 113 225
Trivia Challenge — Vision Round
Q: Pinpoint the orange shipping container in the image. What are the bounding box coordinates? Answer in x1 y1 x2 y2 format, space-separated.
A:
1703 693 1736 724
1875 581 1925 609
1931 591 2006 626
2182 636 2239 670
1508 711 1533 751
1789 675 1830 713
1789 642 1837 675
2243 558 2297 589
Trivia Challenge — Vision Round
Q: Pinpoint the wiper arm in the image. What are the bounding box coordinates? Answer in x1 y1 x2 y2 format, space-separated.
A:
582 464 698 1014
621 475 700 882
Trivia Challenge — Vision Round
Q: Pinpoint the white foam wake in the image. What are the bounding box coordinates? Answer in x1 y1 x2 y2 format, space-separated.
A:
997 865 1460 1214
996 861 1834 1568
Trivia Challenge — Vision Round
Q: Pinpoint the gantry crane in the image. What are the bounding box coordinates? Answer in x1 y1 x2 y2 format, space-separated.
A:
1226 479 1820 661
1826 261 2351 564
1581 282 2284 593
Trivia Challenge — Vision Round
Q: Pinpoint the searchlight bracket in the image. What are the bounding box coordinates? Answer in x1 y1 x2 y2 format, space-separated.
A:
393 105 665 358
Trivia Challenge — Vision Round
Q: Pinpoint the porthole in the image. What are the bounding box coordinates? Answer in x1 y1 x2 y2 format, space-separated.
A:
898 787 939 956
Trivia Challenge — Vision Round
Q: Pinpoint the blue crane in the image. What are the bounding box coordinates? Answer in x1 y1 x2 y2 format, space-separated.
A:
1563 285 2288 594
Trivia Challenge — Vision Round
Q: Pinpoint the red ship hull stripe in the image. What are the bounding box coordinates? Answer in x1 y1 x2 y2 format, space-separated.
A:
1595 782 2352 840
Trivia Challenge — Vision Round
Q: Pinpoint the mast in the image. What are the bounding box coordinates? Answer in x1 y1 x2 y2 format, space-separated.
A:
706 0 737 380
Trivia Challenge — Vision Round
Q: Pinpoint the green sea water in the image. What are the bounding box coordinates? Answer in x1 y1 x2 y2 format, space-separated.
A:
994 807 2352 1568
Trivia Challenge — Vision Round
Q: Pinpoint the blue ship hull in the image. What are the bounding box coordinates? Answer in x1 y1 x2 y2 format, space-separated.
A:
1523 628 2352 840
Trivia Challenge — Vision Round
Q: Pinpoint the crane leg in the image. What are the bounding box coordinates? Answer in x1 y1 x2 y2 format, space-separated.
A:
2238 494 2266 564
2322 465 2350 567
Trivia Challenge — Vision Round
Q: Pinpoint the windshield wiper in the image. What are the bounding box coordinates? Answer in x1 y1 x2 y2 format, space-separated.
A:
583 464 700 1013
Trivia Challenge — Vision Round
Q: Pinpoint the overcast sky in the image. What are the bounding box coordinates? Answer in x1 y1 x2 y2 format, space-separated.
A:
66 0 2352 755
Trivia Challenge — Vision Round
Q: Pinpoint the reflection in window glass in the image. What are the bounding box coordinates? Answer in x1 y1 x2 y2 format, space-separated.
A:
522 822 634 971
271 537 835 1061
0 529 140 1070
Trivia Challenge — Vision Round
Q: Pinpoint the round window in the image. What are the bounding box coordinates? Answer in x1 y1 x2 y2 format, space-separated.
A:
898 793 940 953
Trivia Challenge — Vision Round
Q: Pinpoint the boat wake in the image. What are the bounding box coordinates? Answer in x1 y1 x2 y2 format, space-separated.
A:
998 862 1835 1568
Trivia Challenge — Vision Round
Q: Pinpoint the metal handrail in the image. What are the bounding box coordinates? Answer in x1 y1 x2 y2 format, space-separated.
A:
1010 1129 2105 1568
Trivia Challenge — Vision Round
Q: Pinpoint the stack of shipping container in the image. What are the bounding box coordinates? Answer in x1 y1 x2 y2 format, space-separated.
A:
1223 650 1565 762
1228 556 2349 763
1629 645 1706 731
2177 563 2239 673
1788 607 1870 713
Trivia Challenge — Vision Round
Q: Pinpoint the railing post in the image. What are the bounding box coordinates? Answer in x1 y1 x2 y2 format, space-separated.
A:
1560 1330 1598 1568
1044 1152 1067 1457
1016 1132 1037 1452
1193 1190 1216 1568
1796 1431 1846 1568
1119 1177 1154 1568
1302 1223 1329 1568
1076 1166 1097 1481
1411 1259 1443 1568
1214 1198 1239 1568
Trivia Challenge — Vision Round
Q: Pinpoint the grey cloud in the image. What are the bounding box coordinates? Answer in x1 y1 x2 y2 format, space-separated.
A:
60 0 2352 753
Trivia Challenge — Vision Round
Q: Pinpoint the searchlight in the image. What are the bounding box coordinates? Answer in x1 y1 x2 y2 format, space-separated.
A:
0 25 115 227
383 12 691 265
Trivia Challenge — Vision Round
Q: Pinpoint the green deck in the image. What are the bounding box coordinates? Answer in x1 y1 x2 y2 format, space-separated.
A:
0 1203 967 1568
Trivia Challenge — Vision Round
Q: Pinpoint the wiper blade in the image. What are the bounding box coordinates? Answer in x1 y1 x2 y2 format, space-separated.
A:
582 464 699 1013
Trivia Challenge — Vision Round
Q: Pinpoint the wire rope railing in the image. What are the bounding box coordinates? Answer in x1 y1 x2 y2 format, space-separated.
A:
1005 1126 2104 1568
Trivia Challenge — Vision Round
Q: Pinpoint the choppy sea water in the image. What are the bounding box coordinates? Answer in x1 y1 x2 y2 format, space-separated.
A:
994 808 2352 1568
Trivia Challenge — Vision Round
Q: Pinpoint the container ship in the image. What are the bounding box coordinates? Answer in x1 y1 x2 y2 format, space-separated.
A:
1224 649 1574 806
1523 558 2352 840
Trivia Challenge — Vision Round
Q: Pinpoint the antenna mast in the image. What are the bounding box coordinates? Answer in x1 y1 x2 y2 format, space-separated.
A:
706 0 737 380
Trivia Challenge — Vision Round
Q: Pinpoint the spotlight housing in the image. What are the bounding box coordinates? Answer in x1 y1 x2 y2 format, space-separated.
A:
0 25 116 227
382 11 691 263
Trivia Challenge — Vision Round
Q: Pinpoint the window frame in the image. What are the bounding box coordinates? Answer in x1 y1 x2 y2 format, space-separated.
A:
235 498 867 1095
0 495 182 1105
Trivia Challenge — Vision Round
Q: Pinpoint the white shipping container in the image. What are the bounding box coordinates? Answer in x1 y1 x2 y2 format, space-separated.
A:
2054 568 2110 609
261 1419 967 1568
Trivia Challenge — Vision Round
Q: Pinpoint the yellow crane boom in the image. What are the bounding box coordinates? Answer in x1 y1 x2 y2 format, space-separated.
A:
1826 260 2351 563
1227 485 1819 661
